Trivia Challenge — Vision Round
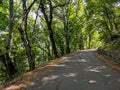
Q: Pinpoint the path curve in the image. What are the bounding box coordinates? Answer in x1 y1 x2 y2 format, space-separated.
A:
24 49 120 90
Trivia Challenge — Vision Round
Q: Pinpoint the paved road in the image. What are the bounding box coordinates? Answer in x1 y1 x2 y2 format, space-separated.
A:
24 49 120 90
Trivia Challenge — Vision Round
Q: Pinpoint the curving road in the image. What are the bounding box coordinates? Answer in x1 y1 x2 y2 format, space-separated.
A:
24 49 120 90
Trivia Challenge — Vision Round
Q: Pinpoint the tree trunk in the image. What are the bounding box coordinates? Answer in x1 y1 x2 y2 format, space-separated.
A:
46 42 52 60
40 0 59 58
65 34 70 54
19 27 35 70
48 24 59 58
0 54 17 78
18 0 35 71
79 33 84 50
64 18 70 54
88 34 91 49
4 0 17 78
62 7 70 54
58 38 64 56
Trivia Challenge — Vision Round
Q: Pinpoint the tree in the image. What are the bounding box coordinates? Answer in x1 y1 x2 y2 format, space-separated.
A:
18 0 37 71
0 0 17 78
39 0 60 58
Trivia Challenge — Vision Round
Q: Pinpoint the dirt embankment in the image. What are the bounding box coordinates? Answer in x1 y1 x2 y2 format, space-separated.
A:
0 55 67 90
96 51 120 71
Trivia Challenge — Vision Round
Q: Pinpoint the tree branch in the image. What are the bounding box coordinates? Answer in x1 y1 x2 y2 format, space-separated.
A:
27 0 37 14
32 4 41 34
40 0 49 24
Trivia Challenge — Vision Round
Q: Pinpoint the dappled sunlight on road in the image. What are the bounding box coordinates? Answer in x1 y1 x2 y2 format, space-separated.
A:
63 73 78 78
77 59 88 63
84 66 106 73
48 64 66 67
84 68 101 72
42 75 59 82
105 74 111 77
21 49 120 90
88 80 97 84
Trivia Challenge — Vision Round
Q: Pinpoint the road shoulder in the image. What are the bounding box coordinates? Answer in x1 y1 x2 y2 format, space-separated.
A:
95 52 120 72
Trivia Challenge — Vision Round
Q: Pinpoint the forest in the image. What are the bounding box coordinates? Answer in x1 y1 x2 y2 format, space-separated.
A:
0 0 120 85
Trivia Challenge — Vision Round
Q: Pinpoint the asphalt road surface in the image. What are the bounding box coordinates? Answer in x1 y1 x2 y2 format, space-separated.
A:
24 49 120 90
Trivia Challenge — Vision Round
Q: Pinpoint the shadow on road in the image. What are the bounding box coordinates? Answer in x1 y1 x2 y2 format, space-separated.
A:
23 49 120 90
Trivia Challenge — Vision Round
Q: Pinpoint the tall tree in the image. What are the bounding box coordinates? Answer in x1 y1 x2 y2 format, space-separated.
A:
40 0 59 58
18 0 37 71
1 0 17 78
63 6 71 54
